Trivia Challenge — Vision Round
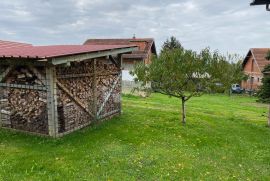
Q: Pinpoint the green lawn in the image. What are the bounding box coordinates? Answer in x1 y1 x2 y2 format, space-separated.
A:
0 94 270 180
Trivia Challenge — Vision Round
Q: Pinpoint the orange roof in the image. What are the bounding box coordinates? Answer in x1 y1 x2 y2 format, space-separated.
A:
243 48 270 71
83 38 157 59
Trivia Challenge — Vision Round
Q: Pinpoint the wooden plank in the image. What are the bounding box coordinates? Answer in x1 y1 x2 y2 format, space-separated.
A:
57 72 119 79
45 66 59 137
51 47 138 65
98 109 121 119
0 66 14 82
97 74 121 117
92 59 98 120
0 60 47 66
0 83 46 91
56 80 95 118
109 55 121 69
28 66 46 85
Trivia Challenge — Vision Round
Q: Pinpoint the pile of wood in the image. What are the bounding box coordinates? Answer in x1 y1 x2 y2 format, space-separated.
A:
7 89 48 134
97 74 121 116
0 66 48 134
6 66 44 85
0 98 11 126
55 59 121 132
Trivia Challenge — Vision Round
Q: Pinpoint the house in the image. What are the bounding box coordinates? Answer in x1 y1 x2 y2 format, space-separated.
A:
83 37 157 91
242 48 270 91
0 40 137 137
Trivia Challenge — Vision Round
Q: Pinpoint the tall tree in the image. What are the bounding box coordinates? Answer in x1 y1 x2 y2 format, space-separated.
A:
161 36 183 53
258 54 270 127
133 48 210 125
266 50 270 60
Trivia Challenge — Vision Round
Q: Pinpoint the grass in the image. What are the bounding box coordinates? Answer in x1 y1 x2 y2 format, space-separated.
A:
0 94 270 180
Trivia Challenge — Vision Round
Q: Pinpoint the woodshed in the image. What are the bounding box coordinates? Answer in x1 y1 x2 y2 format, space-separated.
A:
0 40 137 137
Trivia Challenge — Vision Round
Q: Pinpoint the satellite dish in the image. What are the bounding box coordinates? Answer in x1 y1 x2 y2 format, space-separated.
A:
250 0 270 11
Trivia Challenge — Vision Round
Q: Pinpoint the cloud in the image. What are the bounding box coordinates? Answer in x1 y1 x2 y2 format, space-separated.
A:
0 0 269 55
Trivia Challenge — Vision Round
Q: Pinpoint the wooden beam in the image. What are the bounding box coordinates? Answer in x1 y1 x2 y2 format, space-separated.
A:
28 66 46 85
45 66 59 137
97 74 121 117
0 59 47 66
0 83 46 91
109 55 121 69
98 109 121 120
92 59 98 120
51 47 138 65
0 66 14 82
57 72 119 79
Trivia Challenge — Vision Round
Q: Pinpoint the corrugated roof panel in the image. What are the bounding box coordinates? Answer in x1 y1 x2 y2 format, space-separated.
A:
0 44 137 59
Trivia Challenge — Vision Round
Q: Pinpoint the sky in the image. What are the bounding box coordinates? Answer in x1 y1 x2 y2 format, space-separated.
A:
0 0 269 56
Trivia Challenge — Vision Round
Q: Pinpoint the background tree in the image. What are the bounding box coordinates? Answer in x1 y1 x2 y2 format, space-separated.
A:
266 50 270 60
133 47 211 125
161 36 183 53
258 53 270 127
207 52 247 94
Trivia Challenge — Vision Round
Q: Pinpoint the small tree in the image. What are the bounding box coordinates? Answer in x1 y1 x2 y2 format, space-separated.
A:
133 48 210 125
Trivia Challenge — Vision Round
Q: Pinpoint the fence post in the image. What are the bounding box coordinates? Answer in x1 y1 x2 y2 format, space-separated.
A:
93 59 98 120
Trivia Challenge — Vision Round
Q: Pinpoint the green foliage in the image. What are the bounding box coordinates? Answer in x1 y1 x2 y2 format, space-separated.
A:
258 64 270 103
133 37 247 123
134 48 209 101
0 94 269 180
161 36 183 53
266 50 270 60
206 51 246 93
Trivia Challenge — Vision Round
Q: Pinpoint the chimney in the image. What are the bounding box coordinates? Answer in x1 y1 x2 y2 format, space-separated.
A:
133 34 136 39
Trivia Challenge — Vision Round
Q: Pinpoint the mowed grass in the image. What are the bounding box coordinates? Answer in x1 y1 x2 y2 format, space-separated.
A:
0 94 270 180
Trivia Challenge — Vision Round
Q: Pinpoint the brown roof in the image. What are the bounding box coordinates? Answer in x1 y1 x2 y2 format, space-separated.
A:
83 38 157 60
243 48 270 71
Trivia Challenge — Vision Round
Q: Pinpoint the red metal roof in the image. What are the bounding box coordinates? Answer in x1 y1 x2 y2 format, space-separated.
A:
0 44 137 59
0 40 32 50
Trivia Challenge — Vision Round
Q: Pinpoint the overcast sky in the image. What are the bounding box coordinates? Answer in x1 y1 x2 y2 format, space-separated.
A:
0 0 269 55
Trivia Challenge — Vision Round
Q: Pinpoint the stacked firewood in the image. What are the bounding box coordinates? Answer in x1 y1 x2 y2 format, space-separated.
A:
0 66 48 134
55 58 121 132
0 98 11 126
57 89 91 132
6 66 44 85
8 89 48 134
56 61 94 76
97 74 121 116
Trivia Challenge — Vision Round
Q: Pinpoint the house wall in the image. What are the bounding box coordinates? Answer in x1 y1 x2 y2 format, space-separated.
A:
242 56 263 90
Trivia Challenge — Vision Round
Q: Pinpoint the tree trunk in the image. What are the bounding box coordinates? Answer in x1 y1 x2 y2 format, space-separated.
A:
181 97 186 125
268 104 270 127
